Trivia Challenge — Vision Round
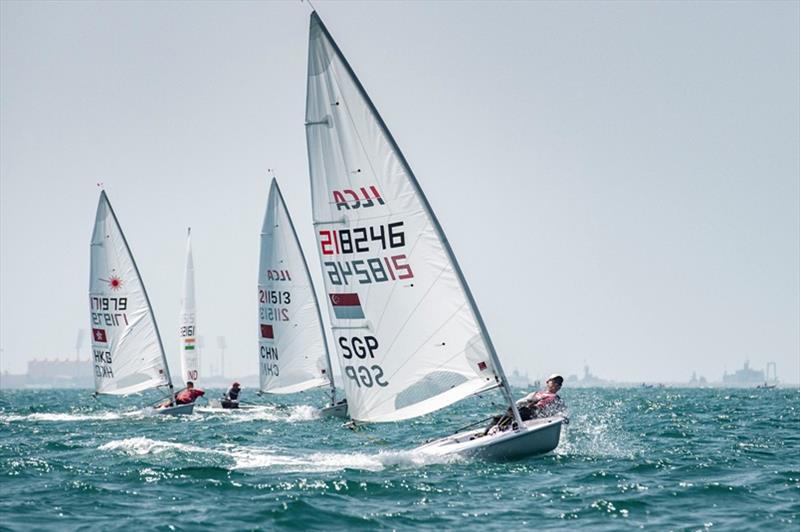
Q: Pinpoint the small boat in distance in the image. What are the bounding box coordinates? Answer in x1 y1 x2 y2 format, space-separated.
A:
89 190 193 415
304 12 562 458
178 227 200 386
258 178 347 417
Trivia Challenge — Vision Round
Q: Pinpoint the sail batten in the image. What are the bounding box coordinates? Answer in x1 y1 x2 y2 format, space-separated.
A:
258 178 334 396
305 12 514 423
89 191 172 396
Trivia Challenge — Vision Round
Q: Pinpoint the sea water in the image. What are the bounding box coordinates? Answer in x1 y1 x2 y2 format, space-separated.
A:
0 387 797 530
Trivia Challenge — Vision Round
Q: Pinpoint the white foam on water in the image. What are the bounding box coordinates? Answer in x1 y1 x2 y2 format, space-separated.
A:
1 411 123 422
99 437 213 456
555 402 638 459
194 404 321 424
98 437 461 473
286 404 321 422
229 446 461 472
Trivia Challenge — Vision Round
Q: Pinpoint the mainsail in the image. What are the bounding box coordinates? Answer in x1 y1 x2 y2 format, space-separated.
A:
89 191 172 395
304 12 517 423
179 227 199 385
258 178 334 395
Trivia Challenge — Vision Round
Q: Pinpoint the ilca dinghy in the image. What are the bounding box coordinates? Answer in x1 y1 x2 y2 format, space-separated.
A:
258 178 347 417
304 12 562 458
89 190 194 415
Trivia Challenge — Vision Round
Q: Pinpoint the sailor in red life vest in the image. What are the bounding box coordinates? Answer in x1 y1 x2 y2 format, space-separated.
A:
175 381 205 404
515 374 564 419
485 374 565 435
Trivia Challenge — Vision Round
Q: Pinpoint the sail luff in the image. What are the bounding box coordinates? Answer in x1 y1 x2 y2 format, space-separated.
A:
271 180 336 402
306 12 519 423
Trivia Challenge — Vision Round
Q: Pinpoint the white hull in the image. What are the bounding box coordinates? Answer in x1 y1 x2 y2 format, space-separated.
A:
320 401 349 418
154 402 195 416
415 416 563 460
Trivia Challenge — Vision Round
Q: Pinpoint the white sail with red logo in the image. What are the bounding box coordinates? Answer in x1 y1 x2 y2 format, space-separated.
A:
304 12 520 424
258 178 334 396
89 191 173 396
179 227 199 385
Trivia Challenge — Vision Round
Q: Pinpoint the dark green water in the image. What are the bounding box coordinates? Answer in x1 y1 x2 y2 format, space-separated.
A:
1 387 797 530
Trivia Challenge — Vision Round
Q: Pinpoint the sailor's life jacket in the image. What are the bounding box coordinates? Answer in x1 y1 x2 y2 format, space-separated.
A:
517 391 564 419
225 387 240 401
176 388 205 404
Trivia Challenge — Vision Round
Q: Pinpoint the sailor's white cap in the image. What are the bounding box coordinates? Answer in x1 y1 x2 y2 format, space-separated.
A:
546 373 564 382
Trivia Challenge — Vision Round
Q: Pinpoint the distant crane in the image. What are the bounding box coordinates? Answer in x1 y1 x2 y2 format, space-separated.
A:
217 336 227 378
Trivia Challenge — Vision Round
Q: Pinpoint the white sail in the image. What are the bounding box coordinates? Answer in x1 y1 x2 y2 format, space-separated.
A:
89 191 171 395
304 12 511 423
179 227 199 385
258 178 333 394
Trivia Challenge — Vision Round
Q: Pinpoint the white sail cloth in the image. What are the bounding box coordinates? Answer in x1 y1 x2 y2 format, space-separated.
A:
258 178 332 394
305 13 499 422
179 228 199 384
89 191 170 395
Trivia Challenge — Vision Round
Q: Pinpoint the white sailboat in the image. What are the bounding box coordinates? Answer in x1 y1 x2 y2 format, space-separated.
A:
179 227 199 385
89 190 193 415
258 178 347 417
304 12 562 457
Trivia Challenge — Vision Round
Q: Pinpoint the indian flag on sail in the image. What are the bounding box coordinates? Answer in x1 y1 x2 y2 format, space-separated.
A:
183 338 196 351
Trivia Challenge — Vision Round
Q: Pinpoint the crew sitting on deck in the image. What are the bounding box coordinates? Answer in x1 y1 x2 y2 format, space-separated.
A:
175 381 205 405
221 382 241 408
485 374 565 435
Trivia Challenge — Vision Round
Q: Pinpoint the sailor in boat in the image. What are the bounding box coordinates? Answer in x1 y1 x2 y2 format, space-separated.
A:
176 381 205 404
221 381 241 409
485 374 565 435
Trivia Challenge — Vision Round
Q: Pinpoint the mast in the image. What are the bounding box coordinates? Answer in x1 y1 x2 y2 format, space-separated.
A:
306 12 522 426
272 178 336 404
101 191 175 396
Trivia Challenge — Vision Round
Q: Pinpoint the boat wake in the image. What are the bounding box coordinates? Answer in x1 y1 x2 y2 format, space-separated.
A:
99 436 462 472
195 404 321 423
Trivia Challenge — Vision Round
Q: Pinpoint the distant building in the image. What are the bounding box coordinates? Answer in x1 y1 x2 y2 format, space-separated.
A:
570 365 612 387
722 361 772 386
688 371 708 387
0 357 93 389
507 368 531 388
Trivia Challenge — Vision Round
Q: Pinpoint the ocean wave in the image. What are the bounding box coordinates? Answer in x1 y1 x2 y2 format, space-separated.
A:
0 411 123 423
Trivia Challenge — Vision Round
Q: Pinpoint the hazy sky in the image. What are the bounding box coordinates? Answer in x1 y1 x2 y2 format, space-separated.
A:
1 1 798 384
